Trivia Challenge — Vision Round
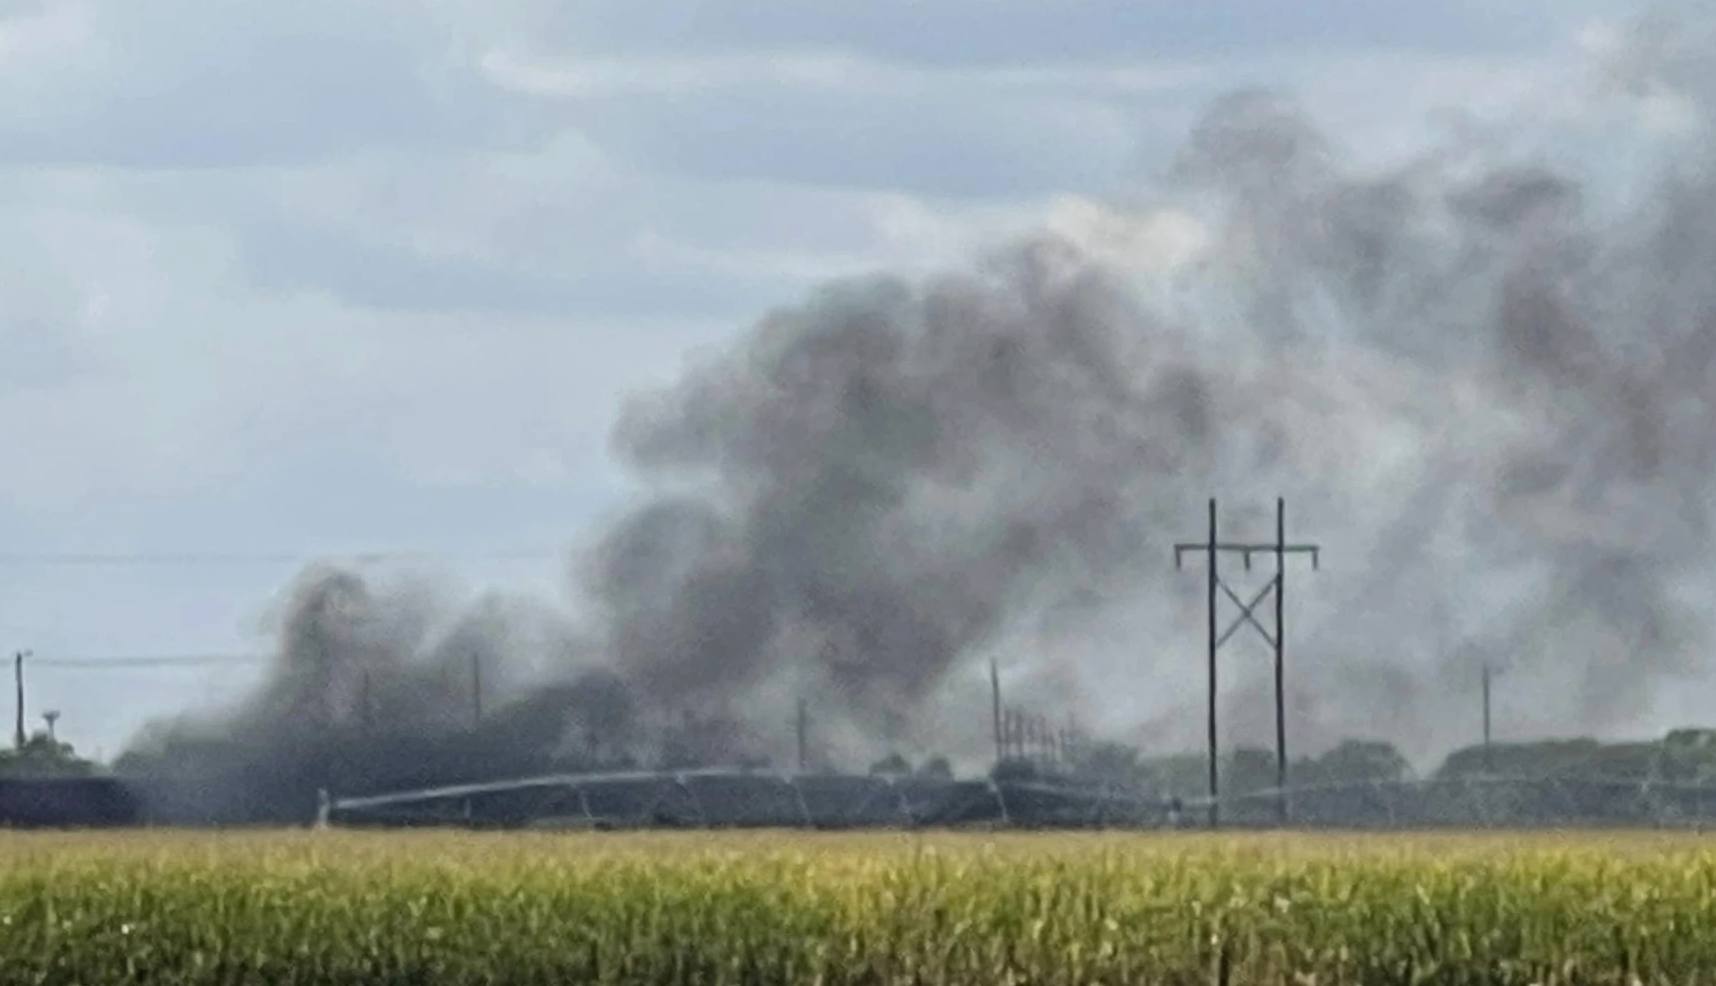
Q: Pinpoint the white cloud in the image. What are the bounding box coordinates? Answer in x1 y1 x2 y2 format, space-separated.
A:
0 2 98 80
1041 197 1212 273
479 48 1212 100
471 0 1612 65
0 0 543 168
0 158 732 512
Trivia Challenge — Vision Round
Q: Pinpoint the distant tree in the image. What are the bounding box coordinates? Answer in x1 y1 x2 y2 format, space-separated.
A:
1303 740 1413 785
1665 728 1716 752
1430 735 1715 782
0 731 98 779
1069 741 1145 787
916 756 953 780
1225 747 1278 794
1434 738 1649 780
869 753 912 776
1140 753 1209 799
1660 729 1716 782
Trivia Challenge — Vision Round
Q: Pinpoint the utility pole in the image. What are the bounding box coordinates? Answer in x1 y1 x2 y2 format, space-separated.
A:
470 652 483 729
1271 498 1292 822
1482 662 1494 774
990 660 1003 769
795 697 808 773
12 650 28 749
1204 498 1219 829
1175 498 1321 828
359 671 372 738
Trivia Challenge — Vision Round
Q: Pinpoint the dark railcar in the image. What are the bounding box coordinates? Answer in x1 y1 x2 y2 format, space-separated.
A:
0 778 142 828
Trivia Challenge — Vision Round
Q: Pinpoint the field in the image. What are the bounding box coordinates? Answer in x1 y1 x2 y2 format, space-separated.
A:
2 830 1716 984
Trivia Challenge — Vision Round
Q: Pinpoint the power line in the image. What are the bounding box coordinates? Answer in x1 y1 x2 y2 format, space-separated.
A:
29 653 269 669
0 549 564 568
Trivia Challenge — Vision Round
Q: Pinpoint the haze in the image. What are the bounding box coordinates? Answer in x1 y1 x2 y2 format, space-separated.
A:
0 0 1705 775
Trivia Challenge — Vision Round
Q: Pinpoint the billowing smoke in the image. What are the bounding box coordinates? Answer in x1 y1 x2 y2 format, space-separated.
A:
117 9 1716 816
589 243 1220 730
114 568 636 821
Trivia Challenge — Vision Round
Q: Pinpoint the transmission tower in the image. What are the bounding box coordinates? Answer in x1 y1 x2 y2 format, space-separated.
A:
1174 498 1321 828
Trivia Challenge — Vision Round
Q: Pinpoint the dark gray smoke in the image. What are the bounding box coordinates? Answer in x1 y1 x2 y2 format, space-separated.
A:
117 9 1716 814
114 566 633 821
589 245 1222 727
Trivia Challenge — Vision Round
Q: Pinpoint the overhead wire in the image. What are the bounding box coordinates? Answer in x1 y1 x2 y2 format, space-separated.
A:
0 548 564 567
29 653 270 669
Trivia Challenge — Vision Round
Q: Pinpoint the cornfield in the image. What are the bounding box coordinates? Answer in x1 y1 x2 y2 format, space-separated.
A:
2 830 1716 984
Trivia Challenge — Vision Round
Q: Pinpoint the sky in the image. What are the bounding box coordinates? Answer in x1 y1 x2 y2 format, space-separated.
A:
0 0 1659 760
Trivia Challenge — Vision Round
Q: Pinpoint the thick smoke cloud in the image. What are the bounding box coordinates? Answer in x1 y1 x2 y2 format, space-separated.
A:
591 248 1219 722
117 9 1716 817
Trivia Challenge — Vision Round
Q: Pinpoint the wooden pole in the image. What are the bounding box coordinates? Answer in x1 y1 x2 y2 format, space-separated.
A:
1274 496 1288 824
12 651 24 749
1207 498 1219 829
471 652 483 729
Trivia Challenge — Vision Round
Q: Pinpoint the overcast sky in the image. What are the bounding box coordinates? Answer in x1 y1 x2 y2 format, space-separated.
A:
0 0 1649 758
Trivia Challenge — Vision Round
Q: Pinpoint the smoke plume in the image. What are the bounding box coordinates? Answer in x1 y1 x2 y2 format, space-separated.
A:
117 9 1716 816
